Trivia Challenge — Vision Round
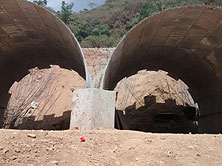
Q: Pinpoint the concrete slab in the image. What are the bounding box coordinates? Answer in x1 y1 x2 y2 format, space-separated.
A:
70 88 116 130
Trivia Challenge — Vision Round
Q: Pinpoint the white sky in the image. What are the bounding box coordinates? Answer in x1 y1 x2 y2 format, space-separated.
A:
30 0 106 12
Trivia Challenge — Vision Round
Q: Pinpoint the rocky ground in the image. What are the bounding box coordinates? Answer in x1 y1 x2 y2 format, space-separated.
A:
0 129 222 166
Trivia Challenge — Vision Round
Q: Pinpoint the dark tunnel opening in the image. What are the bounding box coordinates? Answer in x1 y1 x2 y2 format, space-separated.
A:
104 6 222 133
114 70 199 133
0 0 87 130
153 113 181 123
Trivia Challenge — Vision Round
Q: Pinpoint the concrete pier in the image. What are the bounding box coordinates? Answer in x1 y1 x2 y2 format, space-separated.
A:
70 88 116 130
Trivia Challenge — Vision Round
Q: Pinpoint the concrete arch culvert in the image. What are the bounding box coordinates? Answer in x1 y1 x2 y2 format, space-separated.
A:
103 6 222 134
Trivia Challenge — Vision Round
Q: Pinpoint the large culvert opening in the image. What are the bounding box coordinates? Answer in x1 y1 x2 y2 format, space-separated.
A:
0 0 87 130
103 6 222 133
114 70 199 133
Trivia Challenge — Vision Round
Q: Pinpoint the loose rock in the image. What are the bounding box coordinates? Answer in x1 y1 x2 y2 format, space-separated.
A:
27 134 36 139
50 160 59 165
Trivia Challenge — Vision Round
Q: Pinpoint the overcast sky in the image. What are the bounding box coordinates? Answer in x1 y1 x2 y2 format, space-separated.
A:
45 0 106 12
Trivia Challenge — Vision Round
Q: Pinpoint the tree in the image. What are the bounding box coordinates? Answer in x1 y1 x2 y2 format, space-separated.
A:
70 22 92 42
130 1 158 27
92 24 110 36
57 1 74 24
33 0 47 7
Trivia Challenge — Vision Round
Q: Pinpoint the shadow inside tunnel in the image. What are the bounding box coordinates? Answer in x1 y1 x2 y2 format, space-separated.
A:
115 95 198 134
5 110 71 130
0 92 11 128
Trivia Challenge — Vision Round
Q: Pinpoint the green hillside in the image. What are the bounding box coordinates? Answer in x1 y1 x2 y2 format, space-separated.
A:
67 0 220 48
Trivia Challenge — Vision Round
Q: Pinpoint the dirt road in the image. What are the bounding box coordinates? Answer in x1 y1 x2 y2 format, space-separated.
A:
0 129 221 166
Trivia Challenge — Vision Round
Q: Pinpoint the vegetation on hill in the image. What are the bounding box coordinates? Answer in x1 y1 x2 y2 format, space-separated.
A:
69 0 221 48
33 0 47 7
33 0 221 48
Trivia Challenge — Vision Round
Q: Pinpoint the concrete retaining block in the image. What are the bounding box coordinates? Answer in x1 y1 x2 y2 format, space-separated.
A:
70 88 116 130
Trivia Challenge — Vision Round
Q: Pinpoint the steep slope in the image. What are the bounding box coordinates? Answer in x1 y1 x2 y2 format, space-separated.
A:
68 0 216 47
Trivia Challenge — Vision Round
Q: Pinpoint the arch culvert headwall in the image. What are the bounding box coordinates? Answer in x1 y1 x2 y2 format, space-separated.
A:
103 6 222 133
0 0 89 128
